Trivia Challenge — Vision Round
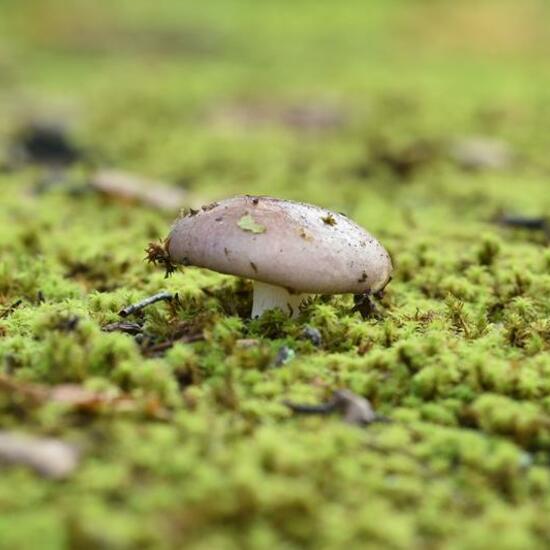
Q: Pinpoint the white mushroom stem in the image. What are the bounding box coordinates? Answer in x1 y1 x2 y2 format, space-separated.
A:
251 281 307 319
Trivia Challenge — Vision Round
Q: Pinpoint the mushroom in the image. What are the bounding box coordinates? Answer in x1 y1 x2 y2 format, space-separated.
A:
155 195 392 318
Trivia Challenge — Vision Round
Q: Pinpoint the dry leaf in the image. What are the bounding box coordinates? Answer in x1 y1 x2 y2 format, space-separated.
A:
0 431 80 479
90 169 187 212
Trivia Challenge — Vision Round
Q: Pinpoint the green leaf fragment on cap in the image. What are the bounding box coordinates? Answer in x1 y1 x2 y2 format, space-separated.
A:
237 214 266 234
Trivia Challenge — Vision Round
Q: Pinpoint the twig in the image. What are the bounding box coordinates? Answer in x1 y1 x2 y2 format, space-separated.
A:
498 215 548 231
102 321 143 334
0 299 23 319
142 332 204 357
284 389 391 426
283 401 335 414
119 292 174 317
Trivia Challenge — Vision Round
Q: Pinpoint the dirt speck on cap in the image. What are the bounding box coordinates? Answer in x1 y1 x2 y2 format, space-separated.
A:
298 227 313 240
321 214 336 226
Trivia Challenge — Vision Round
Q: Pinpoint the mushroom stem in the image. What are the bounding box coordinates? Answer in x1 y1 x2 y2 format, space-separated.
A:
251 281 307 319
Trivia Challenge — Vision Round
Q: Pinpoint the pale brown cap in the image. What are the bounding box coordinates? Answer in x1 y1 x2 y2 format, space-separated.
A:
167 195 392 294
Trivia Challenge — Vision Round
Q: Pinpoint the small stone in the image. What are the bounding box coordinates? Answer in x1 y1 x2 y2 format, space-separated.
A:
332 390 378 425
449 137 513 171
274 346 295 367
518 452 533 469
301 326 322 347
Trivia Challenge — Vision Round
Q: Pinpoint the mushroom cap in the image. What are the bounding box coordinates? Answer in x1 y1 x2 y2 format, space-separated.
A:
167 195 392 294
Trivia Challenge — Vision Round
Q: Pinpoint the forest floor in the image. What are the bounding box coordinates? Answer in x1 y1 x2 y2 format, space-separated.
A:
1 1 550 548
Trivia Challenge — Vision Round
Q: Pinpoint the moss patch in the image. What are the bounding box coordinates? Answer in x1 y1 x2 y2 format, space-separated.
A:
1 0 550 548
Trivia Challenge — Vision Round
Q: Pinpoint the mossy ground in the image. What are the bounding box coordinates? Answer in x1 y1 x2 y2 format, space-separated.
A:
1 1 550 548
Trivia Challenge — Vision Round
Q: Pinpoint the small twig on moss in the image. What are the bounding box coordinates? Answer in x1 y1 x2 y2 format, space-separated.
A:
142 332 204 357
497 214 548 231
145 241 177 278
284 389 390 426
119 292 174 317
0 299 23 319
102 321 143 334
284 401 335 414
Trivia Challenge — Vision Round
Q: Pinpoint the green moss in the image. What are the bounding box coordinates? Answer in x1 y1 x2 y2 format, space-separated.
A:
1 0 550 547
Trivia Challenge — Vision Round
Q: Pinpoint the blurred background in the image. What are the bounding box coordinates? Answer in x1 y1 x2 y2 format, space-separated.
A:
1 0 549 219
